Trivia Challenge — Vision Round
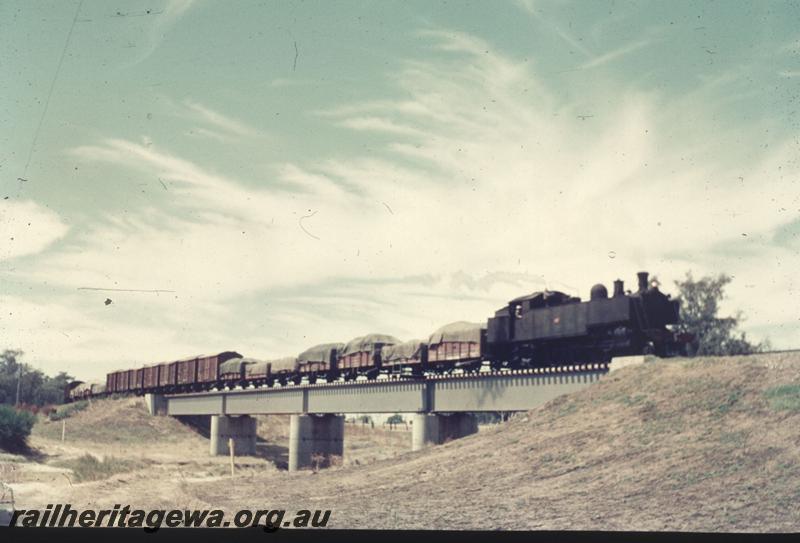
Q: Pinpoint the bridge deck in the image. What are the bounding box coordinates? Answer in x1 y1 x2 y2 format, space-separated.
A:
164 365 609 416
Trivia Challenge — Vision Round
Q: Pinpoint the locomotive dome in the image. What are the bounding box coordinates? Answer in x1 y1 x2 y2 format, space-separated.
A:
590 283 609 300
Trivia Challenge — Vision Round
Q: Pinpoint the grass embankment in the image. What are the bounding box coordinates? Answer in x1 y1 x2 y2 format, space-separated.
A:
33 397 201 444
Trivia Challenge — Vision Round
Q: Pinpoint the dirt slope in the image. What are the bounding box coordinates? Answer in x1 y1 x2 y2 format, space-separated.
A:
190 352 800 531
6 353 800 531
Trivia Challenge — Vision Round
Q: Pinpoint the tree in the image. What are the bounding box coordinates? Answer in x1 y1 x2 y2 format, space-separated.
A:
386 414 404 425
0 350 73 406
0 404 35 451
674 272 767 356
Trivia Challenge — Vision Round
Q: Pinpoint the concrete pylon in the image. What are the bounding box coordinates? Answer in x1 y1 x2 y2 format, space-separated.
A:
288 414 344 472
144 393 167 416
609 354 657 372
209 415 257 456
412 413 478 451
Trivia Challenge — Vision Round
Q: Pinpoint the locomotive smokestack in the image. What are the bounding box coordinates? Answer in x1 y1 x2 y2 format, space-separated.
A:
637 271 649 293
613 279 624 297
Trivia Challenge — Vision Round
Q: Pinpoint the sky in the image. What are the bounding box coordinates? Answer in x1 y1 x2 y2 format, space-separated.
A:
1 0 799 381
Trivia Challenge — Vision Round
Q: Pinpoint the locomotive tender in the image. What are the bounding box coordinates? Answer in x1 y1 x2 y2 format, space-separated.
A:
67 271 684 401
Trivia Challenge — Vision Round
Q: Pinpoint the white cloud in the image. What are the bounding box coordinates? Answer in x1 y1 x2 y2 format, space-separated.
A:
128 0 197 66
579 39 653 69
0 200 69 261
185 127 235 143
0 292 241 378
184 100 261 138
58 31 800 319
514 0 593 58
7 27 800 378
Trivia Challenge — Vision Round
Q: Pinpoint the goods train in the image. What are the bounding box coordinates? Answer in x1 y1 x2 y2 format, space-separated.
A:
67 271 687 401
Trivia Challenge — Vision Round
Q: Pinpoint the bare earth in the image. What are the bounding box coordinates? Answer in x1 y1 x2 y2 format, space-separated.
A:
3 352 800 531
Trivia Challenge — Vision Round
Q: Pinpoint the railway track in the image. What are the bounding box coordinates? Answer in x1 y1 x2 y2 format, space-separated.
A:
173 348 800 396
181 362 612 395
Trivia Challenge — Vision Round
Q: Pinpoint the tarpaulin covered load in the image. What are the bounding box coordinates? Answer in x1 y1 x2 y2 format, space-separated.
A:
90 382 107 395
71 381 104 400
268 356 299 375
297 343 344 374
381 339 426 366
71 382 92 398
219 357 250 380
243 358 271 380
339 334 400 370
428 321 485 362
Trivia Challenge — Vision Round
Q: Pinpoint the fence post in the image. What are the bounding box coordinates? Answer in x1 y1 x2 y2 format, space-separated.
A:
228 437 235 477
61 420 66 442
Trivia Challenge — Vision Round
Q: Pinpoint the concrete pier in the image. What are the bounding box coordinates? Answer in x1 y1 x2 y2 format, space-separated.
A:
609 354 657 372
411 413 478 451
288 414 345 472
144 393 167 416
209 415 257 456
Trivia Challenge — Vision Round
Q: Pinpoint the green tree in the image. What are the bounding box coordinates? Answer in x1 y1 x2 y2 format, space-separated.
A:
0 404 36 451
0 350 73 406
386 414 404 425
674 272 767 356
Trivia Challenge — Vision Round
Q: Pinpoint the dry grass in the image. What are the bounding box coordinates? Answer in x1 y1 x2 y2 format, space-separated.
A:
33 397 202 445
48 401 89 422
53 454 149 483
187 353 800 531
253 414 412 467
10 353 800 531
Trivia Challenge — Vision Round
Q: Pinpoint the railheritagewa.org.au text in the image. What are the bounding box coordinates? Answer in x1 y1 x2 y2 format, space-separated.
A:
9 504 331 530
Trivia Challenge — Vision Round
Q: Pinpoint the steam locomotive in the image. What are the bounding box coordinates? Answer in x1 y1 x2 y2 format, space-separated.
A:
67 271 685 400
488 270 681 365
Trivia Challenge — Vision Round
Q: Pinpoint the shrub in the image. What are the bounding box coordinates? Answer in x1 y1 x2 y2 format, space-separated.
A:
49 401 89 421
0 405 36 452
55 454 145 482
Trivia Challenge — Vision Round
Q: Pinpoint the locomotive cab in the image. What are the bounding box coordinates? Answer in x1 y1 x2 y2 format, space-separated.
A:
488 290 580 344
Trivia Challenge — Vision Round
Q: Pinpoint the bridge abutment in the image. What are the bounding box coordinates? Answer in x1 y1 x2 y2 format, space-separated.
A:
288 414 344 472
209 415 257 456
144 393 167 416
411 413 478 451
